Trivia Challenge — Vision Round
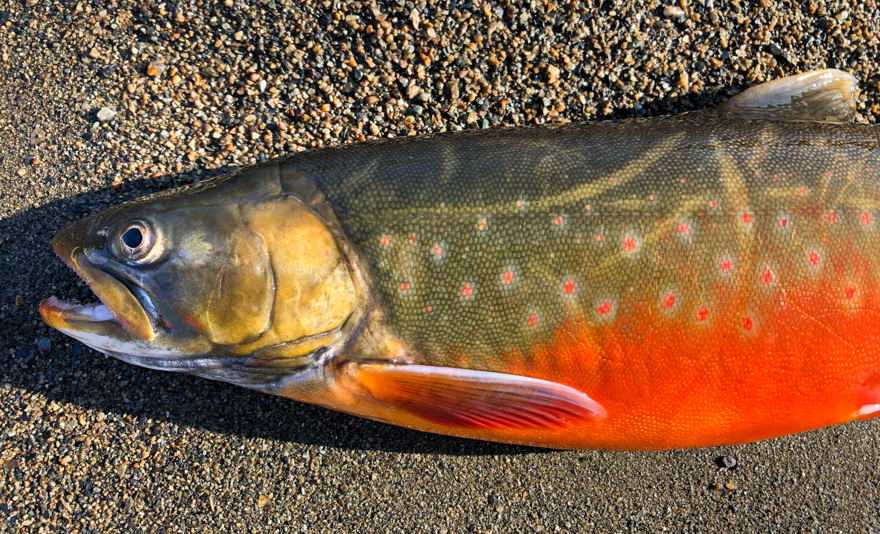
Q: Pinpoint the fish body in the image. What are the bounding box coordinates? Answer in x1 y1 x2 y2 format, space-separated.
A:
40 70 880 449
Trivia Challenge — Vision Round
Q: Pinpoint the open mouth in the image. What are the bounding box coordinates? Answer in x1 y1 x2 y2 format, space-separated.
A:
39 249 157 342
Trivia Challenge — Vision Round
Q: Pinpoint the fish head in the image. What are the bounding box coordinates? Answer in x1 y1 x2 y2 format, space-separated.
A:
40 175 360 387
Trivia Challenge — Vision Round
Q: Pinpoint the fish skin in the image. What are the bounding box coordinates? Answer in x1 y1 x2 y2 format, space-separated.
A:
40 71 880 449
274 113 880 448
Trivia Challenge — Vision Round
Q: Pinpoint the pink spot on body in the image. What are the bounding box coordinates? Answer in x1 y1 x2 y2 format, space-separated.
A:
460 283 474 298
761 268 774 285
808 251 821 267
431 243 446 261
661 294 676 309
502 270 515 285
596 301 613 316
676 222 691 236
563 279 576 295
828 210 838 226
845 285 857 300
380 235 391 247
718 257 733 274
743 316 754 331
622 232 640 255
527 313 538 326
399 281 411 292
409 233 417 243
861 211 873 226
708 199 719 209
696 307 710 322
777 213 790 229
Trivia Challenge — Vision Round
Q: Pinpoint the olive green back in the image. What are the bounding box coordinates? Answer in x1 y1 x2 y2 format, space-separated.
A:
279 115 880 364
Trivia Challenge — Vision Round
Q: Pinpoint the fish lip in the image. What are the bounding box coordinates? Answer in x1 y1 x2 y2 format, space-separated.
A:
40 237 157 342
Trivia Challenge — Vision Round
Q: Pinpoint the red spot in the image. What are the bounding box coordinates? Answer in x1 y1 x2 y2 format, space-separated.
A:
180 312 203 330
681 178 687 184
595 233 604 243
477 219 488 231
845 285 857 300
761 268 774 285
553 215 565 227
623 235 637 252
869 168 875 173
778 216 788 228
611 178 618 185
741 212 752 225
503 270 515 285
798 186 807 193
773 175 780 181
527 314 538 326
380 235 391 247
563 279 576 295
718 258 732 273
743 316 754 331
585 204 592 212
826 171 833 178
661 294 676 309
828 210 838 225
676 222 690 235
709 200 719 209
516 199 525 208
461 283 474 298
808 251 820 266
696 307 709 322
596 301 613 316
409 233 417 243
755 171 762 178
649 194 657 201
399 282 411 292
862 211 873 226
432 244 444 257
425 305 434 313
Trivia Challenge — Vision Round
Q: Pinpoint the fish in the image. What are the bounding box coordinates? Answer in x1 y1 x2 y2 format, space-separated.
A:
39 69 880 450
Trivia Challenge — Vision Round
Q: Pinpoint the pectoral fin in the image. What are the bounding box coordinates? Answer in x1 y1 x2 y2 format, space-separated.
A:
719 68 858 123
349 362 606 430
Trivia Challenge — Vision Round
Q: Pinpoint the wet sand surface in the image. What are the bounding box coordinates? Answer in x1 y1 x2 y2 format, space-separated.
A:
2 1 880 532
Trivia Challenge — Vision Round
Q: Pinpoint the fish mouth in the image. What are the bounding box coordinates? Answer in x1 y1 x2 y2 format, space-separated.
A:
39 235 157 343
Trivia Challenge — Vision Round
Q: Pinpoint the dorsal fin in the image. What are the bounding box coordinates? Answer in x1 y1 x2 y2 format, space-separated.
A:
719 69 858 123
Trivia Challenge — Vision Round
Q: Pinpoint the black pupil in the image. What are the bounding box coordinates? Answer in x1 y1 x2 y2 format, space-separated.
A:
122 227 143 249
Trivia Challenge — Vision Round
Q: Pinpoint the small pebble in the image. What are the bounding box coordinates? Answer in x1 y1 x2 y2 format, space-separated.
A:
717 456 738 469
664 5 685 17
96 107 116 122
36 337 51 353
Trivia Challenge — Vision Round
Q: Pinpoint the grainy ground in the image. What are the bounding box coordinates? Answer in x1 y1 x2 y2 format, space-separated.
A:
2 0 880 532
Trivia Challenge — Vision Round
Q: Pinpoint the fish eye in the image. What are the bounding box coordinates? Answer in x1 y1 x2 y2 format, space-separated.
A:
116 221 156 261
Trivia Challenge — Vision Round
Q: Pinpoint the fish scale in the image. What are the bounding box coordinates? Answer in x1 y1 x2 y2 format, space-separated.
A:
40 69 880 449
303 116 880 367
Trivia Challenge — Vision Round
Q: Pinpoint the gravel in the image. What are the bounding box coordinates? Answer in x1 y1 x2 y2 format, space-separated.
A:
2 0 880 532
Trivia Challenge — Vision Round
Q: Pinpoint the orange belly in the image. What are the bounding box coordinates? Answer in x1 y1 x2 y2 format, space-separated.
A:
496 253 880 449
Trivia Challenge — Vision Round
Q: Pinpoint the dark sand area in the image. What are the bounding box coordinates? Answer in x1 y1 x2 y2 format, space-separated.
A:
2 0 880 531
